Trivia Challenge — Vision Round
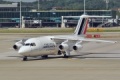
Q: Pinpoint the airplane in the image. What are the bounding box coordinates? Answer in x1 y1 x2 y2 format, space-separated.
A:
13 14 116 61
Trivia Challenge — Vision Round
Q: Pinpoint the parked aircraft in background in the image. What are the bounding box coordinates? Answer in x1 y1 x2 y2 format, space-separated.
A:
13 15 116 61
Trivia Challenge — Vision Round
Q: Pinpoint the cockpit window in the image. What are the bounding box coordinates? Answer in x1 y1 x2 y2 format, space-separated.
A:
31 43 36 46
24 43 36 46
25 43 30 46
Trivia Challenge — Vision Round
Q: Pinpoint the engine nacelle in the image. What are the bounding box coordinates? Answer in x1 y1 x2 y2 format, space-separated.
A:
13 40 24 50
59 43 68 51
73 44 82 51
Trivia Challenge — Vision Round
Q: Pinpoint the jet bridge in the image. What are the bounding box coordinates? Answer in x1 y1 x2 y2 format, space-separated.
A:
61 15 112 28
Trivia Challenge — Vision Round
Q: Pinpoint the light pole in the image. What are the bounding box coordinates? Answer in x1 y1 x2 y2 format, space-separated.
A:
20 0 22 28
84 0 86 14
38 0 39 11
105 0 109 10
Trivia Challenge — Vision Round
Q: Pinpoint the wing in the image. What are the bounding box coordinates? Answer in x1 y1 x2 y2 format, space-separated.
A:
51 36 117 56
79 38 117 43
52 36 117 44
14 39 28 42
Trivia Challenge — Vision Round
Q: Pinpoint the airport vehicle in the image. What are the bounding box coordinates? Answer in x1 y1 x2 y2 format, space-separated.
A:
13 15 116 61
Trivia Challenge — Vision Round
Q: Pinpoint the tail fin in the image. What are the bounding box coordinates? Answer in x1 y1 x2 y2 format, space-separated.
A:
74 15 89 35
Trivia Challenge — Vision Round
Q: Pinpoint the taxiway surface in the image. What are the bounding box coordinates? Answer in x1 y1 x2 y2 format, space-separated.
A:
0 33 120 80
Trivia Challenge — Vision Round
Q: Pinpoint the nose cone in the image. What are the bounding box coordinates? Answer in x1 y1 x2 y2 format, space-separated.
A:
18 46 31 56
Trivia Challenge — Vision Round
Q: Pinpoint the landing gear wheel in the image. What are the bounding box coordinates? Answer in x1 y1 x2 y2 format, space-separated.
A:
63 54 69 58
41 55 48 59
23 56 27 61
58 50 62 55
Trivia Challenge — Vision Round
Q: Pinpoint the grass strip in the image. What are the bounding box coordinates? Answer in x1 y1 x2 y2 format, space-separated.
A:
0 28 74 33
0 28 119 33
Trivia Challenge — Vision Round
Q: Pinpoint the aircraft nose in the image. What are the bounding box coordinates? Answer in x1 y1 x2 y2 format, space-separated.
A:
18 46 31 55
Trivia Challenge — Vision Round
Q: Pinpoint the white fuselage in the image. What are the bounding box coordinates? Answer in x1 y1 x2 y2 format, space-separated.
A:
18 36 58 57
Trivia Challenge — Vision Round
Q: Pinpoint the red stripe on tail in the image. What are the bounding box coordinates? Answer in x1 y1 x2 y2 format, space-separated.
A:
83 18 89 34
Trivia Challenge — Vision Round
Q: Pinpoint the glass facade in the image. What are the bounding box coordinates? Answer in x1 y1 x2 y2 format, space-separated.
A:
0 10 112 18
0 9 115 27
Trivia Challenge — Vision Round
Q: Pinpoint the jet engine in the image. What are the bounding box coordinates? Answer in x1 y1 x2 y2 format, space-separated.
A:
59 43 68 51
73 44 82 51
13 40 25 50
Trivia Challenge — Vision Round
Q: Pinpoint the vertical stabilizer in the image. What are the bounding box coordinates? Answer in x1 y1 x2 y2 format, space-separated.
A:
74 15 89 35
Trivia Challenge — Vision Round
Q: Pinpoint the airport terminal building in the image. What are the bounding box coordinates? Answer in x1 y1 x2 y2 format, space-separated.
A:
0 3 117 28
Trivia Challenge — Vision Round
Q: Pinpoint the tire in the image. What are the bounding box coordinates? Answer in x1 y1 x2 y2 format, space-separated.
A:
58 50 62 55
23 56 27 61
63 54 69 58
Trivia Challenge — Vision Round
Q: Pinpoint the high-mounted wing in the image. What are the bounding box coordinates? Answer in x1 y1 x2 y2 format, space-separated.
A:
52 36 117 44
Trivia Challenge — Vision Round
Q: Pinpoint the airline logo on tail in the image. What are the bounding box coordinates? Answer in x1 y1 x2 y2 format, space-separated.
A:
74 14 111 36
74 15 89 36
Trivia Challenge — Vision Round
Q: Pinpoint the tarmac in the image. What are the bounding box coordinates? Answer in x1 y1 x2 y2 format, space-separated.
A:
0 32 120 80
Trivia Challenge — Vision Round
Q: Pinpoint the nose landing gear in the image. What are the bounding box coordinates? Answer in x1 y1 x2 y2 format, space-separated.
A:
23 56 27 61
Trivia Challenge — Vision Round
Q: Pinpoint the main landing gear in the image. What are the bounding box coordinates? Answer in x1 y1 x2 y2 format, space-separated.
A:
23 56 27 61
63 54 69 58
58 50 69 58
